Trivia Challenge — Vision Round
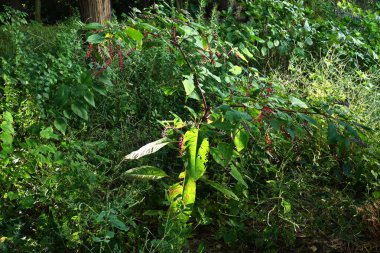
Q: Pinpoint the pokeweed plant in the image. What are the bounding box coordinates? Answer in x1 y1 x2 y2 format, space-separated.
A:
84 3 370 240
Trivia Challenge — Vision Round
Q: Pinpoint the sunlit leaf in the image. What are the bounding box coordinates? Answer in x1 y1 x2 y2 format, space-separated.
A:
124 138 171 160
229 65 242 75
290 97 308 108
123 166 168 180
182 74 195 96
234 127 249 152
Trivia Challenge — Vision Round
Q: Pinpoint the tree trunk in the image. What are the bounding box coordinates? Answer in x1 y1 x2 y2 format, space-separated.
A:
79 0 112 24
34 0 42 22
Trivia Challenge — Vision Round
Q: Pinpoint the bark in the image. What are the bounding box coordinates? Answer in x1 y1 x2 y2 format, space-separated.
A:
34 0 42 22
79 0 111 24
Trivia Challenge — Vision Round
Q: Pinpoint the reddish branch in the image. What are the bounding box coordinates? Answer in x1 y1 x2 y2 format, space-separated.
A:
170 26 210 123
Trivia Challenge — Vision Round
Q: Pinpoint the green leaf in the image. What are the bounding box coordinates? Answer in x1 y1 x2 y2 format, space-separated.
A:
298 113 319 127
71 102 88 121
98 75 112 86
229 66 242 75
201 178 239 201
2 111 13 124
183 129 209 181
236 51 248 63
93 84 107 95
241 47 253 58
211 142 234 168
234 127 249 152
108 215 129 231
328 121 338 144
123 166 168 180
267 41 274 49
182 74 195 96
290 97 308 109
180 176 197 222
281 199 292 214
124 137 171 160
5 191 18 201
40 127 58 140
305 37 313 46
54 117 67 134
194 137 209 180
83 23 105 30
261 47 268 56
0 132 12 145
86 34 105 44
183 176 196 206
55 85 70 106
84 90 95 107
230 164 248 188
183 128 198 176
125 26 144 41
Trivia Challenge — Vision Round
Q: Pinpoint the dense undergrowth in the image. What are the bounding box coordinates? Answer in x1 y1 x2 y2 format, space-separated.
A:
0 1 379 252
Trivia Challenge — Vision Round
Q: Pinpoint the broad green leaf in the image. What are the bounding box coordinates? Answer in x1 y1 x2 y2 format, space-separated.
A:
168 183 183 202
230 164 248 188
181 176 197 221
182 74 195 96
83 23 105 30
236 51 248 63
183 129 209 180
183 128 198 177
93 84 107 95
328 121 338 144
2 111 13 124
123 166 168 180
305 37 313 46
98 75 112 86
86 34 105 44
168 182 184 218
229 65 242 75
5 191 18 200
125 26 144 41
124 137 171 160
55 85 70 106
267 41 274 49
71 102 88 120
298 113 319 127
290 97 308 109
183 176 196 206
40 127 58 140
201 178 239 201
54 117 67 134
109 215 129 231
274 40 280 47
261 46 268 56
234 127 249 152
84 90 95 107
211 143 233 167
0 132 12 145
241 47 253 58
193 138 209 180
188 90 200 101
0 112 14 146
281 199 292 214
